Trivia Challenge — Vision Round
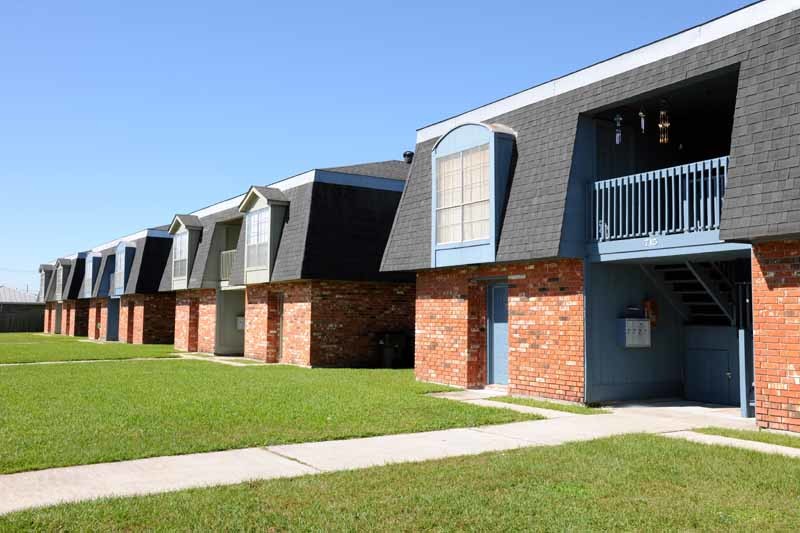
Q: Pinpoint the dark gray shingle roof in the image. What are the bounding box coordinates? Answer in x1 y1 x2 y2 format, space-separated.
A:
0 286 41 304
250 186 289 203
125 237 172 294
382 9 800 271
188 208 243 289
322 160 410 181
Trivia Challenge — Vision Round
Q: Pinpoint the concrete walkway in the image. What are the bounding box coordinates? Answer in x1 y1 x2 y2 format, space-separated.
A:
428 389 580 418
0 400 769 516
663 430 800 458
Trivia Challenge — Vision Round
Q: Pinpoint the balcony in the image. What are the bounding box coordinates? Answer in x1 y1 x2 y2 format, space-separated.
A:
220 250 236 282
587 157 745 260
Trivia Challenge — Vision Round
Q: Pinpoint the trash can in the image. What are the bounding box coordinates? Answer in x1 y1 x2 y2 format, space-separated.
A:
378 332 409 368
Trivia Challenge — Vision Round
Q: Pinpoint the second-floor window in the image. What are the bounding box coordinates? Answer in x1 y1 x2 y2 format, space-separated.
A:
115 250 125 292
173 231 188 278
83 259 93 298
55 266 63 300
246 208 269 269
436 143 490 245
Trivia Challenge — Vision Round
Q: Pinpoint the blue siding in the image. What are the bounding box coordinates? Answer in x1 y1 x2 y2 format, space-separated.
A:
585 263 684 403
685 325 740 406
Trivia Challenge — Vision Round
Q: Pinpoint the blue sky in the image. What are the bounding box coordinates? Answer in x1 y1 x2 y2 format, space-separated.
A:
0 0 750 292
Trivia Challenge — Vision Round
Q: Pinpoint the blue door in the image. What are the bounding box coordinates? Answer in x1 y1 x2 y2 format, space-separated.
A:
107 298 120 342
488 285 509 385
685 326 740 406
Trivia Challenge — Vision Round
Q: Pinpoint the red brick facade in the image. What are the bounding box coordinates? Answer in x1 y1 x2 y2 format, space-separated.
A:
118 293 176 344
245 280 415 367
415 259 584 402
62 299 89 337
88 298 108 340
751 241 800 432
43 303 55 333
174 289 217 353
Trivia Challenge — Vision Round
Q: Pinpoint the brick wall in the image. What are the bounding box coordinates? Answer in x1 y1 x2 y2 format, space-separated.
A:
88 298 111 341
88 299 99 339
119 293 175 345
416 259 584 402
245 280 415 367
752 241 800 432
43 303 54 333
63 299 89 337
245 282 311 364
174 289 216 353
308 280 415 367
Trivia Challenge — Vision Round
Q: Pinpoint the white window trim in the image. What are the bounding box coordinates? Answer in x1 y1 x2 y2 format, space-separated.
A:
435 143 491 246
83 258 93 298
115 250 125 293
173 231 189 279
55 266 63 300
245 208 269 270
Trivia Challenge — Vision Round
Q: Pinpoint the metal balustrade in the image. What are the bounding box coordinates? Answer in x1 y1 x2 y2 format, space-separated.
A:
220 249 236 281
590 156 729 242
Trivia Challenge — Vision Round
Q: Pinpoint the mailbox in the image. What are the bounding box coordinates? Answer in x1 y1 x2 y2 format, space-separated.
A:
236 316 245 331
617 318 651 348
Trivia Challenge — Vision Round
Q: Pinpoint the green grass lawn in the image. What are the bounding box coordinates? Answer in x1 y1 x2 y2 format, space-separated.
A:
697 426 800 449
4 434 800 531
0 362 537 474
0 333 175 364
490 395 609 415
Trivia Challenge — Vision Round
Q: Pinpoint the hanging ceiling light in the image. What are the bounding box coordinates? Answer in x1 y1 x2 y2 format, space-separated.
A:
658 99 670 144
614 113 623 145
638 106 646 134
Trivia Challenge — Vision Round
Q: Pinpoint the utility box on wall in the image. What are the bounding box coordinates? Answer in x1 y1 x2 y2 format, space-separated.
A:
236 316 245 331
617 318 651 348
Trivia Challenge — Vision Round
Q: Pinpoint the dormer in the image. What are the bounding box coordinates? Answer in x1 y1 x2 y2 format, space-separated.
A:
430 123 515 268
113 242 136 296
238 186 289 284
81 252 101 299
168 214 203 291
38 265 54 303
53 260 68 301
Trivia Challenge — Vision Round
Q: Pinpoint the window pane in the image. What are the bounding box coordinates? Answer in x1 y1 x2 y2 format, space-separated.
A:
463 144 490 204
84 261 92 297
436 206 462 244
173 258 187 278
246 210 269 268
463 200 490 241
436 153 462 209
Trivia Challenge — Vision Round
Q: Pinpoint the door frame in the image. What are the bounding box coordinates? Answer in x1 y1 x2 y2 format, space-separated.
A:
486 283 510 386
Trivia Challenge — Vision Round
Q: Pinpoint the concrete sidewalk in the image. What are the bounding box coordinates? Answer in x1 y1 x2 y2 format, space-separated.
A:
0 406 744 516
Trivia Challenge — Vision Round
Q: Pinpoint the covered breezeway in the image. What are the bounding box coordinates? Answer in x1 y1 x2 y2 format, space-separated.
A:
585 249 754 418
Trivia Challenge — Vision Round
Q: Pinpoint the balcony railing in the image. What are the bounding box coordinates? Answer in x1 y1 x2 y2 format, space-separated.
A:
590 156 729 242
220 250 236 281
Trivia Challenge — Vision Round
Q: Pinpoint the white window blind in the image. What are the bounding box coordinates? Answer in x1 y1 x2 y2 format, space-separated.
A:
436 143 490 245
246 209 269 268
55 267 63 300
83 258 93 298
115 250 125 292
173 232 188 278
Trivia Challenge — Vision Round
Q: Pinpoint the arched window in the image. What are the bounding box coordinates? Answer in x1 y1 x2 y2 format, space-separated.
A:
431 123 515 267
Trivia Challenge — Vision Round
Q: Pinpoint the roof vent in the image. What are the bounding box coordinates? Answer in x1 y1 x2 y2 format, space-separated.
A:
402 151 414 164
